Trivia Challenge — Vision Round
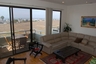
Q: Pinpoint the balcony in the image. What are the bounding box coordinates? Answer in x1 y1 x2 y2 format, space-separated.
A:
0 29 46 58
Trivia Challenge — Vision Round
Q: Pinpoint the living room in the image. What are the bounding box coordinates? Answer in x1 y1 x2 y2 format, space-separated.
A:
0 0 96 64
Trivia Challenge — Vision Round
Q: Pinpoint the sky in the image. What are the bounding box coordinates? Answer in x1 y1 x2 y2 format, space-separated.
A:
0 7 60 20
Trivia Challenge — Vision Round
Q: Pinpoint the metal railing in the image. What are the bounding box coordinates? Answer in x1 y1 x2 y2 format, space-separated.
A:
0 27 59 44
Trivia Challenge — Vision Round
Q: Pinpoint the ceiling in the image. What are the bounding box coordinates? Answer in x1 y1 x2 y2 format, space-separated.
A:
40 0 96 5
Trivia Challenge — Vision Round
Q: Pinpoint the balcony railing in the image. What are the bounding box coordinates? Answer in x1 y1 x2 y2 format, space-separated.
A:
0 27 59 47
0 29 44 46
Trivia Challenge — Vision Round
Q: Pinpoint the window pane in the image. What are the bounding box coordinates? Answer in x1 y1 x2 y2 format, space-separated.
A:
52 11 61 34
0 6 12 58
32 9 46 41
13 8 30 53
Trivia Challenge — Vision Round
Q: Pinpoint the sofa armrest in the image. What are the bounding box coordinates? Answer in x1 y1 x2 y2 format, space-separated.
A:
41 42 52 48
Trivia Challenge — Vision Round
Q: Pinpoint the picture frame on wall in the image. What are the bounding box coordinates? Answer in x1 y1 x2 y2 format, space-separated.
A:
81 16 96 28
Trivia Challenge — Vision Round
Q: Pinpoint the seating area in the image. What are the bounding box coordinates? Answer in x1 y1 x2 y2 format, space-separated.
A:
0 0 96 64
40 32 96 56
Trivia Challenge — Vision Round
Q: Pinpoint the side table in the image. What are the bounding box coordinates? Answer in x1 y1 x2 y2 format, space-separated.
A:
29 41 43 58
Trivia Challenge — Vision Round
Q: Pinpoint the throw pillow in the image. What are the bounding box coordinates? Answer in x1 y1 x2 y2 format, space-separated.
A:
81 39 88 45
74 38 83 43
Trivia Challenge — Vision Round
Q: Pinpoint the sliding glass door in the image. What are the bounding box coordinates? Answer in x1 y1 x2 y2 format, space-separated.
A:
0 6 13 58
0 6 32 58
13 8 30 53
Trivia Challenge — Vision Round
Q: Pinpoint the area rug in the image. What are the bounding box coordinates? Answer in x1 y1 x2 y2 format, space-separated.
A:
40 51 92 64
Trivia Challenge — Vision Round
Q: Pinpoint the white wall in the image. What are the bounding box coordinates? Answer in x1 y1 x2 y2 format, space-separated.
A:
66 3 96 36
0 0 67 32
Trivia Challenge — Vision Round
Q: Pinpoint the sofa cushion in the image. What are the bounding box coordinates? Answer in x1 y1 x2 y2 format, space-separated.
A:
69 32 77 37
52 40 67 49
43 35 54 42
42 42 52 48
66 39 74 46
53 33 61 38
61 32 69 37
61 37 69 40
71 42 79 48
74 38 83 43
69 37 76 41
83 35 90 40
76 33 84 38
46 40 55 44
89 36 96 42
81 39 88 45
83 45 94 54
67 39 74 42
69 32 77 41
79 43 85 50
88 41 96 48
54 38 62 43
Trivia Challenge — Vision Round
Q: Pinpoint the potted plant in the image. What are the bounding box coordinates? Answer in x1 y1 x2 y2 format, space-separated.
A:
63 23 72 32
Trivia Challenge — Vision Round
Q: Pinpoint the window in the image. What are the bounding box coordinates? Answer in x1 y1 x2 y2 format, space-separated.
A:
0 6 12 58
13 8 30 36
32 9 46 35
52 10 61 34
13 8 30 53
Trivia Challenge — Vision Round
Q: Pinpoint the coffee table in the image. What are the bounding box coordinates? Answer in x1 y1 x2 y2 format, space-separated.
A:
53 46 81 63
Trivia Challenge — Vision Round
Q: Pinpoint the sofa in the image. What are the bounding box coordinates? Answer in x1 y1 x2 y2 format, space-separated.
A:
40 32 96 56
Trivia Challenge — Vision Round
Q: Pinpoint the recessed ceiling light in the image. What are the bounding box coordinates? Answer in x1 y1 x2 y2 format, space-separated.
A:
62 1 64 4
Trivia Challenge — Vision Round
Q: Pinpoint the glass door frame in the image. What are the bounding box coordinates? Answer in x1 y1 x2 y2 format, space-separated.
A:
10 7 33 54
0 6 14 58
0 5 33 57
9 7 15 54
